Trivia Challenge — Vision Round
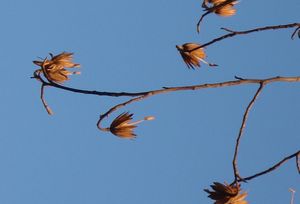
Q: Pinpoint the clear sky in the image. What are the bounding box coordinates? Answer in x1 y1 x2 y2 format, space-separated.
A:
0 0 299 203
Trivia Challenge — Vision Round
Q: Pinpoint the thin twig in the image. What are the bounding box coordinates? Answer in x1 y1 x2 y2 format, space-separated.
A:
40 84 53 115
97 93 154 131
232 83 265 183
197 0 237 33
296 152 300 174
196 11 210 33
37 75 148 97
96 76 300 134
289 188 296 204
36 76 300 98
237 151 300 182
291 27 300 40
191 23 300 52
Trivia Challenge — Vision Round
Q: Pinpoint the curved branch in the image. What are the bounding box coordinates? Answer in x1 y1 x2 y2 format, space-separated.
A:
40 84 53 115
196 11 210 33
42 79 148 97
36 76 300 98
197 0 238 33
97 94 151 131
232 83 265 183
237 151 300 182
291 27 300 39
96 76 300 134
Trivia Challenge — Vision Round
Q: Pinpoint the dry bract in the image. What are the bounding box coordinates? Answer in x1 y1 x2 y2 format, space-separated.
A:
204 0 238 17
204 182 248 204
215 3 236 17
109 112 155 139
33 52 80 83
176 43 206 69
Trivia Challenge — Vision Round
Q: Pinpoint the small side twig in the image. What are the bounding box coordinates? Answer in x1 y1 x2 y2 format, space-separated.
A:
289 188 296 204
197 0 237 33
191 23 300 52
291 26 300 39
237 150 300 182
232 83 265 183
196 11 210 33
296 152 300 174
40 84 53 115
96 76 300 135
220 27 235 33
97 93 154 131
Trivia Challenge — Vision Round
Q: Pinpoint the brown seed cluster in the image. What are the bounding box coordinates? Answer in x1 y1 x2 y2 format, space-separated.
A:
176 43 206 69
33 52 80 83
109 112 155 139
205 0 238 17
204 182 248 204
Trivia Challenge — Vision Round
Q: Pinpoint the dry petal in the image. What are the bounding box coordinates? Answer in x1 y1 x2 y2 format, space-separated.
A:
33 52 80 83
205 0 238 17
176 43 206 69
215 4 236 17
205 182 248 204
110 112 137 139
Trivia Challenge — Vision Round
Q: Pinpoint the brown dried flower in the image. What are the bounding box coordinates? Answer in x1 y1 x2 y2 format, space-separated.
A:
204 182 248 204
204 0 238 17
176 43 216 69
33 52 80 83
215 3 237 17
109 112 155 139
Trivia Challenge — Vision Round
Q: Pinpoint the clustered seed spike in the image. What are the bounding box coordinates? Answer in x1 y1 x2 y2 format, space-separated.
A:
176 43 217 69
33 52 80 83
204 182 248 204
204 0 238 17
109 112 137 139
109 112 155 139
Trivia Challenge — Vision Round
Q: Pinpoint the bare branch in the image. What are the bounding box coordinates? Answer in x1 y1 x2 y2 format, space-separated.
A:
96 76 300 135
191 23 300 52
291 27 300 39
196 11 210 33
289 188 296 204
37 76 300 98
237 151 300 182
97 93 154 131
232 83 265 183
40 84 53 115
297 152 300 174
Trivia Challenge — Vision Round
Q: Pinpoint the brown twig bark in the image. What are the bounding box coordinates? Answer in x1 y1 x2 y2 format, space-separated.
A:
236 151 300 182
289 188 296 204
291 27 300 39
297 152 300 174
192 23 300 52
37 76 300 98
40 84 53 115
232 83 264 183
96 76 300 133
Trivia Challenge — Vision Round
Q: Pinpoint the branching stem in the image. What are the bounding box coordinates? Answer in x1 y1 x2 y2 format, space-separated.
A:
232 83 264 183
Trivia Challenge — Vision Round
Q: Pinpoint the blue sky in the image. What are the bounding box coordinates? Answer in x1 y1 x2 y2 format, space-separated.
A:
0 0 299 203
